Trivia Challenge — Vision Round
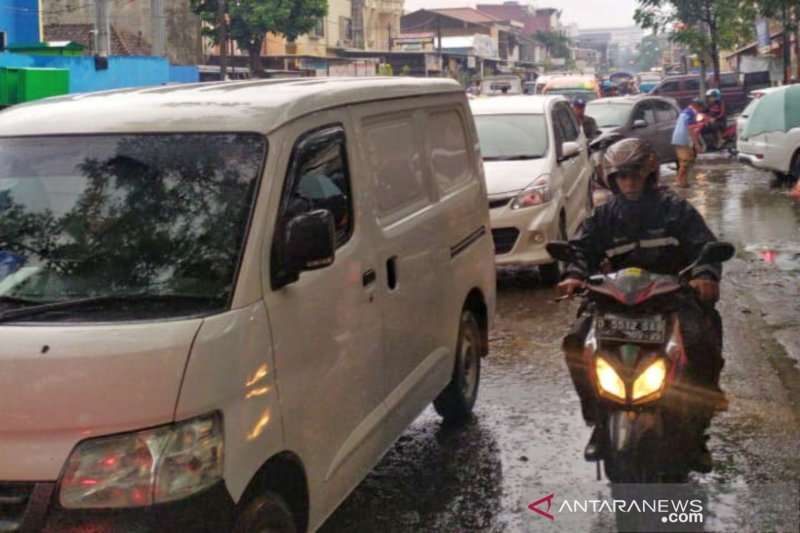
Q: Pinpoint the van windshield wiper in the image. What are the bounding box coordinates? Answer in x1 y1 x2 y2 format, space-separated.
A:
0 293 221 323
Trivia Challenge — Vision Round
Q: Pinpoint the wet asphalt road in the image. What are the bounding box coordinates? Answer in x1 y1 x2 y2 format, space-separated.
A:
320 157 800 533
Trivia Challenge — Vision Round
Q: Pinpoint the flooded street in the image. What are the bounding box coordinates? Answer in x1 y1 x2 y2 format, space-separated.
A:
321 157 800 533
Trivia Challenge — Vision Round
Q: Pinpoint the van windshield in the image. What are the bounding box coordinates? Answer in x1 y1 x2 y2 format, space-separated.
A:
0 134 266 320
474 114 548 160
586 103 633 127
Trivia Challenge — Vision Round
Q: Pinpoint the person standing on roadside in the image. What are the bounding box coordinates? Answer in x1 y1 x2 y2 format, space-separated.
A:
572 98 599 140
671 98 703 188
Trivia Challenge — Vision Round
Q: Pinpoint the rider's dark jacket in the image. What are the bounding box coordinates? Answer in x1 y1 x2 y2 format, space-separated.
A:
565 188 721 281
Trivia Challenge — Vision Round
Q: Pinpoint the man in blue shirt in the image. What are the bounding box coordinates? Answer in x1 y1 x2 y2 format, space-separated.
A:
672 98 703 187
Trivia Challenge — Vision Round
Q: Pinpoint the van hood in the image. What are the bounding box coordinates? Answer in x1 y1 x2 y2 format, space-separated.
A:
483 158 550 196
0 319 202 480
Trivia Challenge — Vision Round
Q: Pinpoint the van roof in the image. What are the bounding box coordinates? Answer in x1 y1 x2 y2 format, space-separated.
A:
469 94 564 114
0 77 463 136
543 75 598 89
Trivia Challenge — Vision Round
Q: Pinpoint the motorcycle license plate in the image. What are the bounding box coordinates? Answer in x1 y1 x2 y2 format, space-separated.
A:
595 315 666 344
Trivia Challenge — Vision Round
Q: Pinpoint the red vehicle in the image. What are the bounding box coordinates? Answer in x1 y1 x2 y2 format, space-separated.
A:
650 73 748 114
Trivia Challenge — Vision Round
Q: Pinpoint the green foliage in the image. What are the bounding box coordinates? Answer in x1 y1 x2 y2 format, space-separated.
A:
633 34 665 72
532 30 572 59
635 0 755 84
379 63 394 76
400 65 411 76
191 0 327 72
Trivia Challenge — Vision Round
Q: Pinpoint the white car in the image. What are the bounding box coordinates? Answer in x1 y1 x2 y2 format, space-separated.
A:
470 95 594 283
736 87 779 140
738 86 800 179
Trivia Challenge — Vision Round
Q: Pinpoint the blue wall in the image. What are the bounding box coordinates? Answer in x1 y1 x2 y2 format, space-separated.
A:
0 53 199 93
0 1 40 46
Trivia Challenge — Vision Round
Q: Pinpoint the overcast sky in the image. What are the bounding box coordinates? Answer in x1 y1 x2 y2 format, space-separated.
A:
402 0 640 30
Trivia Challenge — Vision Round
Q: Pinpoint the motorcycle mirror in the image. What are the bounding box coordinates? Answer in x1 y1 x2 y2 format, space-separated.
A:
546 241 574 262
697 241 735 264
679 241 736 278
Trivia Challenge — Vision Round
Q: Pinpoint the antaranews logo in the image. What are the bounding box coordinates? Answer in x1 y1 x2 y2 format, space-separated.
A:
527 494 704 524
527 494 555 520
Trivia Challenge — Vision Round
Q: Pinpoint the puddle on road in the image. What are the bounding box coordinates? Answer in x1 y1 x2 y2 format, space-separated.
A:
667 159 800 272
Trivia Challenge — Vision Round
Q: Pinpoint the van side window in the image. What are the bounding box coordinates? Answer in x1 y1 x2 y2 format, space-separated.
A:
684 79 700 91
720 74 738 88
658 81 679 93
280 125 353 248
427 110 471 194
364 115 428 219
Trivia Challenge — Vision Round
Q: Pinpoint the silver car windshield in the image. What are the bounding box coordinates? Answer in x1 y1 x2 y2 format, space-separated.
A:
474 114 548 160
586 103 634 128
0 134 265 318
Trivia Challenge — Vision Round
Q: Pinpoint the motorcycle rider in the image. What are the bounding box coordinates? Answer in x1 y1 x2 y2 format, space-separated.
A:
704 89 727 149
557 138 725 471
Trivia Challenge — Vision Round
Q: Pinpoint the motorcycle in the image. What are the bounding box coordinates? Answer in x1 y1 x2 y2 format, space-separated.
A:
588 132 624 206
695 112 737 155
548 241 735 482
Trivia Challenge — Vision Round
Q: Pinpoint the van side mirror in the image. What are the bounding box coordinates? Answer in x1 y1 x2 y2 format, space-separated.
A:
283 209 336 282
560 141 580 162
633 119 647 128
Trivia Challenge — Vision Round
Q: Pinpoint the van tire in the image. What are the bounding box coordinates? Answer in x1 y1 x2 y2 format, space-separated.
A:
539 214 567 285
434 310 482 425
233 490 297 533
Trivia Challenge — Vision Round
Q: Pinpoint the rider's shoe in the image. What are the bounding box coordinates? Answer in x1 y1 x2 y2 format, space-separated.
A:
584 426 601 461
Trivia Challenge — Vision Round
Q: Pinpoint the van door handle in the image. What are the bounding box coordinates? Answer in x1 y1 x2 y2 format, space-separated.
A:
386 256 397 290
362 269 376 287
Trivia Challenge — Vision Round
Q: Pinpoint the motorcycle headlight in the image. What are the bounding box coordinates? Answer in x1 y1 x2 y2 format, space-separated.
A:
510 177 552 210
632 359 667 401
59 412 223 509
595 357 626 401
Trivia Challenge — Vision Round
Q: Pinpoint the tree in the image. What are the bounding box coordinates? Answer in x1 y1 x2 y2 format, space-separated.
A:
635 0 755 92
633 34 664 72
533 30 572 62
191 0 327 74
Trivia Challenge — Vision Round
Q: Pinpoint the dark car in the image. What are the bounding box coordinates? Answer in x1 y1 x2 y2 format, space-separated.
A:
649 72 748 113
586 95 680 163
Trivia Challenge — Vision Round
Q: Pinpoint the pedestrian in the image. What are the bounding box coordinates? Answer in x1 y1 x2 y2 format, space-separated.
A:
571 98 599 139
671 97 704 188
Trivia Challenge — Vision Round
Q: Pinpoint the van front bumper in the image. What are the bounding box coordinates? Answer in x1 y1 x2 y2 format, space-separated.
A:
9 480 235 532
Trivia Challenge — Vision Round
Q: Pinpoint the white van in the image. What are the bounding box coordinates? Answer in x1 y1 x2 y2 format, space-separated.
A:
0 78 495 532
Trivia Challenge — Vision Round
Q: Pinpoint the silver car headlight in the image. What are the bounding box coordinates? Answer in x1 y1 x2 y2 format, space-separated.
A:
510 176 552 210
59 412 223 508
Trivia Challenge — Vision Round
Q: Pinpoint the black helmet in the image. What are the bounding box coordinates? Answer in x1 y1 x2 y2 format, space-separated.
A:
603 138 660 194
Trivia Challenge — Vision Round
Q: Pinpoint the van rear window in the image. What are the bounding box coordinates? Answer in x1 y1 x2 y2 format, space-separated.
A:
0 133 265 320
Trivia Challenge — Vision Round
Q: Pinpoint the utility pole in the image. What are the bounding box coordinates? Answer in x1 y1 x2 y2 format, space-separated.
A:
388 22 392 52
783 0 791 84
94 0 111 56
151 0 166 56
218 0 227 81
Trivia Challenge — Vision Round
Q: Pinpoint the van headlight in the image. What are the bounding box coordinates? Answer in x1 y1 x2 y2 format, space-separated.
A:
510 176 552 209
59 412 223 508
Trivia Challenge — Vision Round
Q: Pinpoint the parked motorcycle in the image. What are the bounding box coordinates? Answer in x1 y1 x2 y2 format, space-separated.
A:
548 241 735 482
588 132 624 206
695 112 737 155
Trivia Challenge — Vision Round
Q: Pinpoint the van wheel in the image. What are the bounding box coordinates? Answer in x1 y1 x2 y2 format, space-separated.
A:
539 215 567 285
233 490 297 533
434 310 482 425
